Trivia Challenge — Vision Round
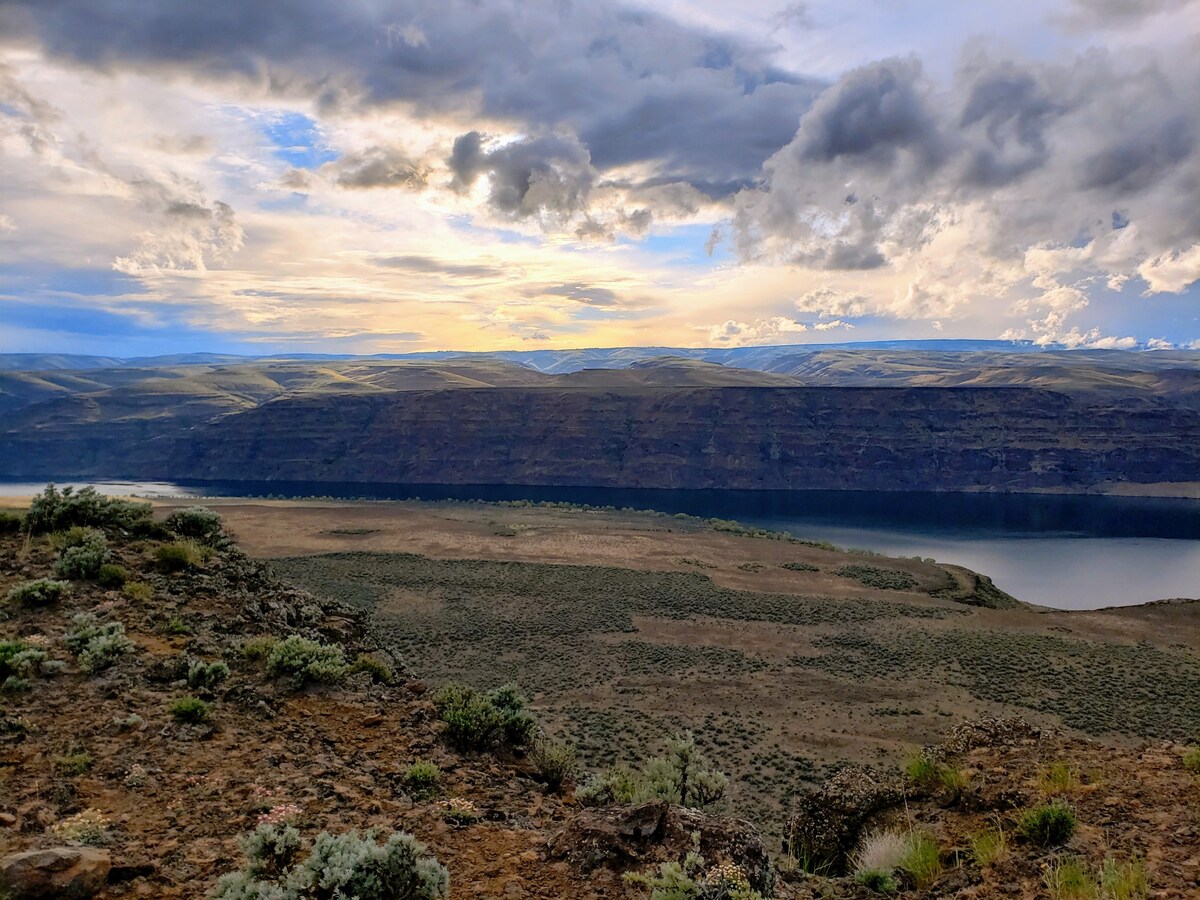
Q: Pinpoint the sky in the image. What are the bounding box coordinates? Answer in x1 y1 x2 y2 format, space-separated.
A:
1 0 1199 355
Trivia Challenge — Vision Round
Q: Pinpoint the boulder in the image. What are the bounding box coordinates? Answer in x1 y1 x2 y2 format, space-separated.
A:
785 767 904 874
547 801 772 893
935 716 1045 757
0 846 111 899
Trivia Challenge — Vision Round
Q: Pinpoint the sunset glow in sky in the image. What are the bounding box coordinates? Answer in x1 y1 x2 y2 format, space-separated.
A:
2 0 1199 355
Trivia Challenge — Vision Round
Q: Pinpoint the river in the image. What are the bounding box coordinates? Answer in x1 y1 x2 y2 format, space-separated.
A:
2 479 1198 610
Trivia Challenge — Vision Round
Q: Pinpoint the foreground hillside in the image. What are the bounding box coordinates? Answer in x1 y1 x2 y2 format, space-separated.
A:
2 490 1195 897
4 350 1200 495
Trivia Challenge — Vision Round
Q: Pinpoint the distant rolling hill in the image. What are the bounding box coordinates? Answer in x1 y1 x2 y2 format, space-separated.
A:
0 339 1052 374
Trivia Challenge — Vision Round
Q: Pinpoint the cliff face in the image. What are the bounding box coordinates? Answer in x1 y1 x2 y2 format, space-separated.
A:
3 385 1196 492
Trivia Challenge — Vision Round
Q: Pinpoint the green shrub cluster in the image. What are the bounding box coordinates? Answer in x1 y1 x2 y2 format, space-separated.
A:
239 636 278 660
124 581 154 601
0 511 22 533
577 732 727 810
6 578 70 607
24 485 152 534
97 563 128 588
1018 801 1077 847
187 660 231 691
210 825 450 900
266 635 348 688
707 517 795 542
528 736 577 792
156 539 213 573
403 761 441 798
432 682 536 752
51 527 110 580
350 653 394 684
833 565 919 591
170 695 211 723
1183 747 1200 774
65 612 133 674
855 868 898 894
165 506 226 545
0 639 62 688
624 833 762 900
780 561 819 572
54 752 93 776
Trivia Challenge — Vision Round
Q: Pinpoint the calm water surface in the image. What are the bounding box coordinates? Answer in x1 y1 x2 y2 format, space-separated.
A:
2 479 1197 610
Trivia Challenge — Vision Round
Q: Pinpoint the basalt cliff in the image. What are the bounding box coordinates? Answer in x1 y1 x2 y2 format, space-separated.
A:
2 353 1200 493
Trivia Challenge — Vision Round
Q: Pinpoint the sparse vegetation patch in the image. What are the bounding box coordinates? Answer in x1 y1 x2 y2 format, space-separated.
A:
833 564 918 591
6 577 70 608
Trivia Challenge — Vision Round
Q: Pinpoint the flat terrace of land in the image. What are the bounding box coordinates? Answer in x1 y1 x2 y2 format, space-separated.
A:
160 499 1200 833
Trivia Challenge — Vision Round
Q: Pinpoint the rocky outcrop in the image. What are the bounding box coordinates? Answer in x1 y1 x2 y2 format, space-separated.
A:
0 847 111 899
548 801 773 893
784 767 905 875
4 385 1199 494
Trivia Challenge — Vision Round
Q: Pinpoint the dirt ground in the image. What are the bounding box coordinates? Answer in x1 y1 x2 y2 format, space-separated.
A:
147 500 1200 839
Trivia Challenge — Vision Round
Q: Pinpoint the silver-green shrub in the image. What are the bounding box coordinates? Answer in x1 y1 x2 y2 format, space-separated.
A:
65 612 133 673
165 506 227 545
577 732 727 810
210 828 449 900
265 636 348 689
51 528 110 580
6 578 70 607
188 659 231 691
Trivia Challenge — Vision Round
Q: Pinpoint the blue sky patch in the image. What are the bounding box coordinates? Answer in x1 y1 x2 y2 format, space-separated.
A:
629 223 733 267
261 112 338 169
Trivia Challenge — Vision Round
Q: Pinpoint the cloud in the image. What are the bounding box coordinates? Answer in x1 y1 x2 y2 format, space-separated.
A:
708 317 805 344
3 0 1199 353
1 0 822 219
1064 0 1198 26
330 146 427 189
794 287 872 318
732 45 1200 341
791 58 946 176
770 3 818 32
705 314 853 345
112 185 244 275
449 131 595 225
374 255 504 279
1138 243 1200 292
542 283 622 307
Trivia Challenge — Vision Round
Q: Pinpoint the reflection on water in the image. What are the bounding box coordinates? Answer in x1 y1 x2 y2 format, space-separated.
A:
0 481 204 498
1 479 1196 610
751 522 1200 611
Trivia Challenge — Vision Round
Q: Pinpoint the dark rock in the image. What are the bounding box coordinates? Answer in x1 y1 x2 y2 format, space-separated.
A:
784 766 904 875
0 846 111 899
108 859 158 883
144 655 189 684
935 716 1046 757
547 801 772 893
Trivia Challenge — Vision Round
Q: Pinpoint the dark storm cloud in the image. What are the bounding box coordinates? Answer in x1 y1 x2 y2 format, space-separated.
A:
958 62 1066 187
792 58 947 176
448 131 595 222
1077 115 1195 195
0 0 823 199
736 50 1200 276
